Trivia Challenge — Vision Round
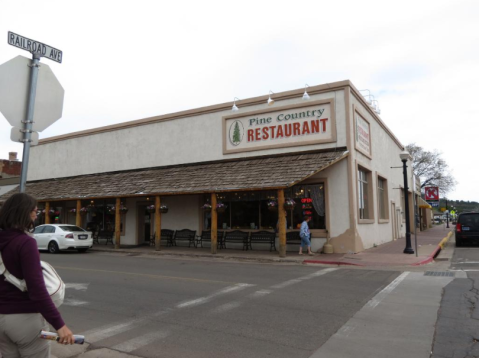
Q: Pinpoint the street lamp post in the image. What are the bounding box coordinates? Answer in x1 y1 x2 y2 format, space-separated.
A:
446 198 449 228
400 151 414 254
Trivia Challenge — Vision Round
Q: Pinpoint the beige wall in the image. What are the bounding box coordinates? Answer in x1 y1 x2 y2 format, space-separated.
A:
347 92 408 250
28 90 347 181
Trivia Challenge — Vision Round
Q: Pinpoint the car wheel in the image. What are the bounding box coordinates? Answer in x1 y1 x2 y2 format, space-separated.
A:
48 241 60 254
77 248 88 253
456 238 463 247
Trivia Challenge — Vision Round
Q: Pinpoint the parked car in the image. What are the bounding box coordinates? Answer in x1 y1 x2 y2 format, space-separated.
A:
455 212 479 247
33 224 93 253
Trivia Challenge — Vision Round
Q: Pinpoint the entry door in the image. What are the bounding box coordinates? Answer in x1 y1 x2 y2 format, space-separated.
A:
137 205 151 245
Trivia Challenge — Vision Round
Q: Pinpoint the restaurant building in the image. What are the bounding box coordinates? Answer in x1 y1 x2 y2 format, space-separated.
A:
0 80 416 255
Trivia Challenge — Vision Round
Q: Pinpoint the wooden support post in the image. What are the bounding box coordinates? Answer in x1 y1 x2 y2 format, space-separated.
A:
155 196 161 251
278 189 286 258
115 198 121 249
211 193 217 254
45 202 50 224
76 200 81 227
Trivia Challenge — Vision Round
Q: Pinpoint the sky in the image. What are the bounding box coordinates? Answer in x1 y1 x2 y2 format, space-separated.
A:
0 0 478 201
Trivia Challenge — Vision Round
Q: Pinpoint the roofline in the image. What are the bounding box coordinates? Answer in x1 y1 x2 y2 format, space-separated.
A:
348 83 404 150
26 147 348 185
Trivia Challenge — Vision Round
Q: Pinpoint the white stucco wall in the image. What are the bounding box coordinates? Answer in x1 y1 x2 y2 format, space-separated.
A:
28 90 347 180
349 95 408 249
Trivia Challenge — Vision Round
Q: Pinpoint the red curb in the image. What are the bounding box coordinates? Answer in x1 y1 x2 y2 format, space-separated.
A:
411 245 441 266
302 260 364 266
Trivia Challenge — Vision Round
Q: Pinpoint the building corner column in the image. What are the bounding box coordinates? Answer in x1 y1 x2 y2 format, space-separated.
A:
211 193 217 254
155 196 161 251
278 189 286 258
76 200 81 227
115 198 121 249
45 202 50 224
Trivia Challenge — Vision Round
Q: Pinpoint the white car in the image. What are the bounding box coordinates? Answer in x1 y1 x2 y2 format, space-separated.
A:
33 224 93 253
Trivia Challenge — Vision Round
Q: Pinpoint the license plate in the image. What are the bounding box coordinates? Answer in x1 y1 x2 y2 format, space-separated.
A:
78 234 88 240
463 227 470 231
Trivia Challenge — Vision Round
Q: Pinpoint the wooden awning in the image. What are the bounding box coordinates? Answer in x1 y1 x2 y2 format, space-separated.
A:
0 149 348 202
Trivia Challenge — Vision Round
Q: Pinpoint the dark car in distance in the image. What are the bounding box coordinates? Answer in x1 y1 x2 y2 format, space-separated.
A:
455 212 479 247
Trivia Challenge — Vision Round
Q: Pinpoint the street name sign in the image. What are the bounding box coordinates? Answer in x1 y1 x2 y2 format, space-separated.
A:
8 31 62 63
0 55 64 132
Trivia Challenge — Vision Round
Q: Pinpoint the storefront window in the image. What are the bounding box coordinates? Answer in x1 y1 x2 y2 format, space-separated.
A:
217 208 230 230
202 185 326 231
291 184 326 230
231 201 259 229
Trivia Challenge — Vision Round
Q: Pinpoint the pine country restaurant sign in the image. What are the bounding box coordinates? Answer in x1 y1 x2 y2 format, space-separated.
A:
222 99 336 154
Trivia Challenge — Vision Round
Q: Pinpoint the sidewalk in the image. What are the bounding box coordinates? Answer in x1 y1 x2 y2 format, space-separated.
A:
92 224 454 267
305 224 454 266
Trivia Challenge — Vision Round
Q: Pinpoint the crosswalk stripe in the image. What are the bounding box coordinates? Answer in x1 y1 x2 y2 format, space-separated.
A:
249 289 272 298
82 319 146 343
79 268 338 350
81 308 173 343
365 271 409 309
271 268 338 289
65 283 89 291
111 330 169 353
212 301 242 313
63 298 88 306
177 283 254 308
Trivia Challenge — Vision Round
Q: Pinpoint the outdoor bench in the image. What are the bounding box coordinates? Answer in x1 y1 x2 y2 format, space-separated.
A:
97 231 114 245
223 230 250 250
196 230 225 249
162 229 175 247
149 229 175 247
249 231 276 251
286 231 302 247
173 229 197 248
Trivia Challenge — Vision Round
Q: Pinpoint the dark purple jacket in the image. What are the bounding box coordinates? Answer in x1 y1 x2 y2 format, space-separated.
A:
0 228 65 330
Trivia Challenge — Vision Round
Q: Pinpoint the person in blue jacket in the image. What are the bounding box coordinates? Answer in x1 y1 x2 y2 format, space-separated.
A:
299 216 314 255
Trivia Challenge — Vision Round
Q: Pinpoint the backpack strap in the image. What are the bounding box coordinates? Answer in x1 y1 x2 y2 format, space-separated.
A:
0 252 28 292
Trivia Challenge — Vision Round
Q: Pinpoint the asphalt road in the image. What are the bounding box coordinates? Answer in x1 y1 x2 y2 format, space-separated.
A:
431 236 479 358
42 251 400 358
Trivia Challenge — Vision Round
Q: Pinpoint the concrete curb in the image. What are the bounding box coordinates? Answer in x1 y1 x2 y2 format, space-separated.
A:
411 231 454 266
91 247 302 264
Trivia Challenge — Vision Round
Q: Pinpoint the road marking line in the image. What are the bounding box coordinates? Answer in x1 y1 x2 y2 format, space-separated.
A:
65 283 89 291
82 319 145 343
451 269 479 272
81 309 172 343
79 269 337 344
270 268 338 289
365 272 409 309
111 331 169 353
271 279 303 289
63 299 88 306
455 261 479 264
54 266 240 285
249 289 272 298
177 283 254 308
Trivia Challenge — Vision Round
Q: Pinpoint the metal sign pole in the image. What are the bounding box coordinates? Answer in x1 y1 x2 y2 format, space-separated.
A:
19 53 40 193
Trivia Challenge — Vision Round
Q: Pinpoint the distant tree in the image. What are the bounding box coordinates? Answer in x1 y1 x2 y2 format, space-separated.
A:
406 143 457 196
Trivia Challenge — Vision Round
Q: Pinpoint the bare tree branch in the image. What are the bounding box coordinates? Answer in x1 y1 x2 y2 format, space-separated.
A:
406 143 457 196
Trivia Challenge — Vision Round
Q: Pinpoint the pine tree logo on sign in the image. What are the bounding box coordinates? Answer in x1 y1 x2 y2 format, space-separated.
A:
229 120 244 146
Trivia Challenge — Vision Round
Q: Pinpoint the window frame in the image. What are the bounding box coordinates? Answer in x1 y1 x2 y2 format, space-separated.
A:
376 173 390 223
356 162 374 224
